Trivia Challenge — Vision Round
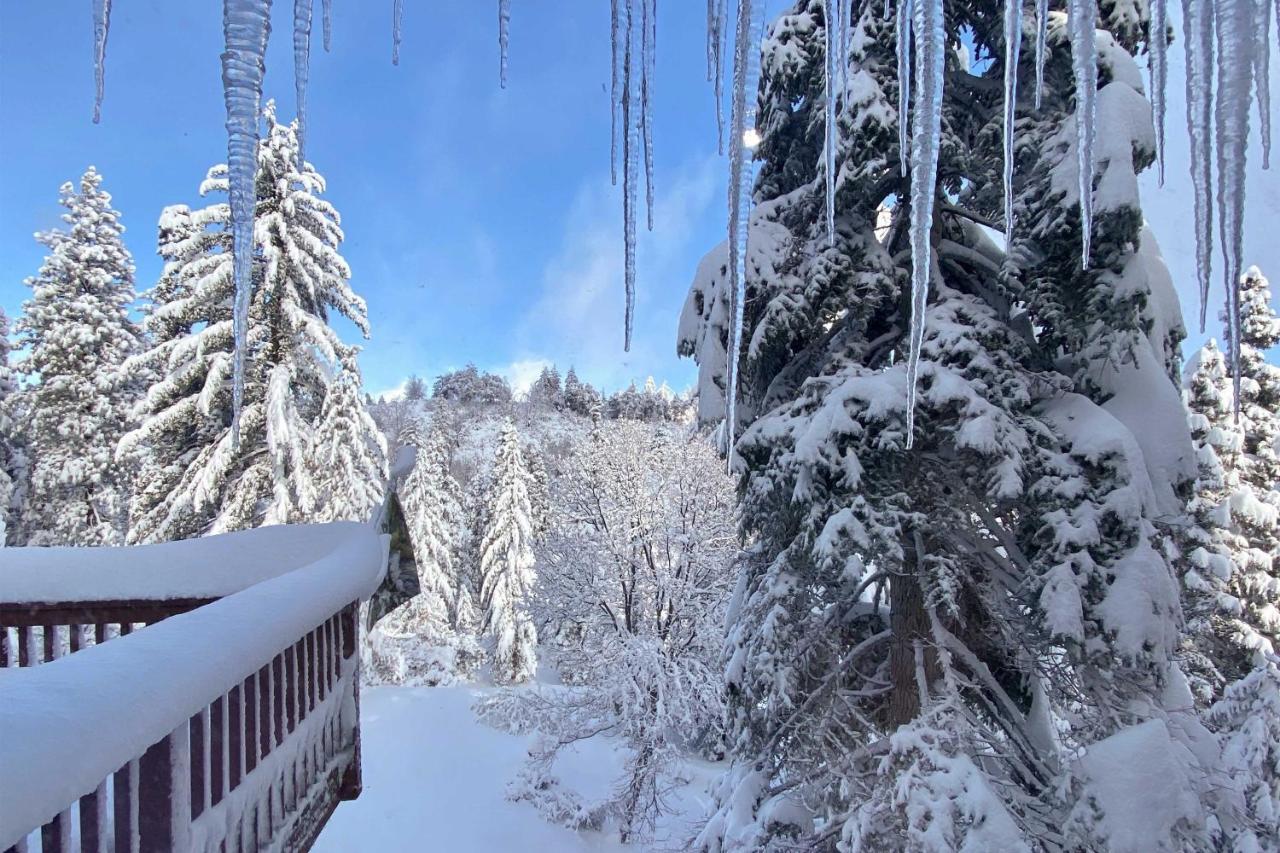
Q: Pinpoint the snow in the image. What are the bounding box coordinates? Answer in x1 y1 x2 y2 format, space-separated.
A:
312 686 714 852
0 524 387 849
220 0 272 448
0 521 373 604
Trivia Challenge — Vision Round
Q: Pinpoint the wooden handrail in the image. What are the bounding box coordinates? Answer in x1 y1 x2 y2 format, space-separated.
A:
0 522 389 853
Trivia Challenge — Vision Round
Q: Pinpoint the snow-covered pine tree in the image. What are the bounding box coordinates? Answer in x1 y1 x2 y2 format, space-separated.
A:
679 3 1224 849
527 365 564 410
309 360 387 523
399 414 468 633
120 102 371 541
478 419 537 683
0 308 26 545
15 167 143 546
562 367 601 417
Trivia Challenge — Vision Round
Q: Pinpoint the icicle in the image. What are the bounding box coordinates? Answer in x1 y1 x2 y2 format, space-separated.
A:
221 0 272 446
91 0 112 123
498 0 511 88
897 0 912 177
1068 0 1097 269
641 0 656 231
1215 0 1258 412
885 0 893 20
322 0 332 51
392 0 403 66
1003 0 1022 240
293 0 313 169
903 0 944 450
1034 0 1048 109
1150 0 1168 183
724 0 765 464
707 0 717 81
825 0 840 244
1256 0 1271 168
1182 0 1214 331
715 0 728 154
611 0 621 185
623 0 638 351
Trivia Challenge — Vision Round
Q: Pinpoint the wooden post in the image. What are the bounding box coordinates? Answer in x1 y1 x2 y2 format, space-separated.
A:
338 604 362 800
113 761 136 853
138 725 191 853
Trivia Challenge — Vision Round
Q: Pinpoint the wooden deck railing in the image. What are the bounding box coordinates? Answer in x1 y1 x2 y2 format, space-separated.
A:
0 522 391 853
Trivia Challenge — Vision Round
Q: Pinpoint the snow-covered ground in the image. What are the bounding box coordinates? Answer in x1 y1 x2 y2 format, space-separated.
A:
313 685 716 852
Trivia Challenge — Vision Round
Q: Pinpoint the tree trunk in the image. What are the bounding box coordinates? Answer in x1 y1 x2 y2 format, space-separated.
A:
887 529 937 727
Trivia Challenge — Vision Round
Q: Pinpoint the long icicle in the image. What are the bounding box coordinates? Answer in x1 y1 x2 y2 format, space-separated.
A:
1068 0 1097 269
221 0 273 446
897 0 912 177
1003 0 1022 240
322 0 332 51
825 0 840 244
1182 0 1214 331
498 0 511 88
1150 0 1168 183
1215 0 1258 413
641 0 656 231
294 0 313 168
715 0 728 154
91 0 112 123
904 0 944 450
623 0 638 351
1034 0 1049 108
725 0 764 466
1256 0 1271 168
392 0 403 65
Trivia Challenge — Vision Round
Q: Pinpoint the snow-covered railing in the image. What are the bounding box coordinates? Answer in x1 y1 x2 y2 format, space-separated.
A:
0 521 389 853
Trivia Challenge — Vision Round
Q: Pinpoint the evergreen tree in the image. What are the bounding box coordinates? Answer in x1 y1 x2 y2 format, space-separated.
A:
680 4 1219 848
16 167 143 546
310 361 387 523
478 419 538 683
120 103 370 541
563 367 601 417
0 308 26 545
404 373 428 401
528 365 564 409
400 415 468 633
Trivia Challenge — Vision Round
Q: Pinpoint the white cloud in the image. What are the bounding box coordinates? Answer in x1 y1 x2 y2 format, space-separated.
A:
498 358 553 396
368 379 408 402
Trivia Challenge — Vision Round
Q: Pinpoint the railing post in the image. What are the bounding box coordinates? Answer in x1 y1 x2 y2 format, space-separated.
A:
137 724 191 853
337 604 362 801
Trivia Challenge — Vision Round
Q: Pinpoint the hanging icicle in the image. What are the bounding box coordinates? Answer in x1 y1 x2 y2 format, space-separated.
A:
611 0 621 186
1256 0 1271 169
824 0 840 245
903 0 945 449
294 0 313 169
91 0 112 123
1034 0 1049 109
897 0 912 177
498 0 511 88
1150 0 1168 183
623 0 638 352
1215 0 1258 413
715 0 728 154
724 0 765 465
1068 0 1097 269
392 0 403 66
322 0 332 51
1003 0 1022 240
641 0 656 231
1182 0 1214 332
221 0 273 446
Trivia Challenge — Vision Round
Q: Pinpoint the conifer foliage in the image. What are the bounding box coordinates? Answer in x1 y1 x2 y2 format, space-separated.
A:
400 414 469 632
478 419 538 684
310 362 388 523
0 308 26 546
15 167 142 546
120 103 374 541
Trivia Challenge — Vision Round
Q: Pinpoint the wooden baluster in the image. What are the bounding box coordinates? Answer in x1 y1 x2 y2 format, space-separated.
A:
0 627 11 668
18 626 33 667
94 623 106 645
243 672 259 776
228 683 243 791
120 622 133 637
210 696 225 807
114 760 137 853
69 624 84 655
41 626 54 663
259 664 273 761
189 710 206 820
306 630 317 712
285 644 297 734
338 604 362 800
39 808 69 853
273 654 285 749
79 780 108 853
137 725 191 853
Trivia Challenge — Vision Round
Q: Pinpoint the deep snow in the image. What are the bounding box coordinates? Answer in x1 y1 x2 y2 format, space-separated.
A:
312 685 716 852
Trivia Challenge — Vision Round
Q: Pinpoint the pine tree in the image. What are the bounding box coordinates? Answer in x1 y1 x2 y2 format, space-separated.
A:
400 415 467 633
404 374 427 401
528 365 564 409
563 367 601 417
0 308 26 545
15 167 143 546
120 103 371 541
478 419 537 683
310 361 387 523
680 4 1218 848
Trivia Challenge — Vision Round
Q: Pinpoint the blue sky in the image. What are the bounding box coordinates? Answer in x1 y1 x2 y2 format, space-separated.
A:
0 1 726 397
1 3 1275 400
